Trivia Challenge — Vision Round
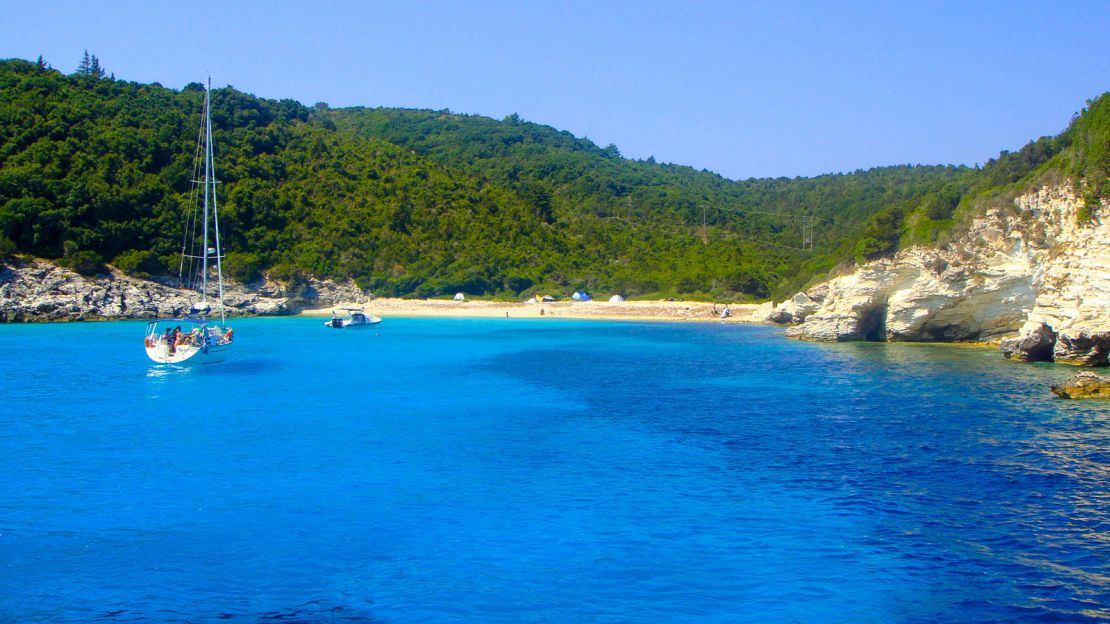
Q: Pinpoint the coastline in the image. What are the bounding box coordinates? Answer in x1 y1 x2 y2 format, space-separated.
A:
299 298 768 323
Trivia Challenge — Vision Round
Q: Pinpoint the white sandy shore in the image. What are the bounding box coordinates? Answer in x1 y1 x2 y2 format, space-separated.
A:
299 298 768 323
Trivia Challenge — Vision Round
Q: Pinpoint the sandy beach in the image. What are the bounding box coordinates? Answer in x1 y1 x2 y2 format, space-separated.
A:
299 298 769 323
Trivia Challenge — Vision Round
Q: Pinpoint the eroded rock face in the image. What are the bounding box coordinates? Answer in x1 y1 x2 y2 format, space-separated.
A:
0 257 372 322
1050 371 1110 399
773 185 1109 365
1001 322 1057 362
1053 330 1110 367
769 289 826 325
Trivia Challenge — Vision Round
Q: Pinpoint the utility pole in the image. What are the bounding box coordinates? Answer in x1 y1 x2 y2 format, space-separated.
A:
801 211 814 251
700 204 709 244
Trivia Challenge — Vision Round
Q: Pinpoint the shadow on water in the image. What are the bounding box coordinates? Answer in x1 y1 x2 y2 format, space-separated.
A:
205 357 285 376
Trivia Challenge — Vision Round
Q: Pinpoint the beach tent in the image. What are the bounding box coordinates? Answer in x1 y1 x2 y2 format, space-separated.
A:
542 295 556 302
453 292 466 301
609 295 626 303
571 291 592 301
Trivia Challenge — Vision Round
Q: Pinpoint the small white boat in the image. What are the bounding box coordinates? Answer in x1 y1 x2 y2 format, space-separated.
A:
325 308 381 329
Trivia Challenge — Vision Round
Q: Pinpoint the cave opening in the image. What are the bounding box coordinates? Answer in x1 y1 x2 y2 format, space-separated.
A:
860 304 888 342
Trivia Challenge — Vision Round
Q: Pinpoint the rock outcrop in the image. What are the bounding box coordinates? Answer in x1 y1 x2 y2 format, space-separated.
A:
1052 330 1110 366
772 185 1109 365
0 257 371 322
1050 371 1110 399
1000 322 1057 362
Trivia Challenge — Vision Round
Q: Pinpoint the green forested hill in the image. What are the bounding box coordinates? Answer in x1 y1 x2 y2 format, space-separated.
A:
1 57 1102 299
330 107 969 291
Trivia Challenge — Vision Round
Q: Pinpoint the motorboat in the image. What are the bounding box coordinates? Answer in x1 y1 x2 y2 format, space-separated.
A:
325 308 381 329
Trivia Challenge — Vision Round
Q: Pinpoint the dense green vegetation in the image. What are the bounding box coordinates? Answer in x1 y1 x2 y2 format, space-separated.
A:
0 57 1104 299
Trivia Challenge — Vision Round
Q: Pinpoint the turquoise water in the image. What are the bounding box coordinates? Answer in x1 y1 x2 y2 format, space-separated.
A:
1 317 1108 622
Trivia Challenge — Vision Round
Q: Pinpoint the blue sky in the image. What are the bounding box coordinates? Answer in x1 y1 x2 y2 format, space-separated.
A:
2 0 1107 179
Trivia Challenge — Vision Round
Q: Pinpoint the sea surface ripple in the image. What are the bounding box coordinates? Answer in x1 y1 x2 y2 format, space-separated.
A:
0 318 1108 623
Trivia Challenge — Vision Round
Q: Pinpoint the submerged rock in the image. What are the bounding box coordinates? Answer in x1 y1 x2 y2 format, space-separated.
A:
1050 371 1110 399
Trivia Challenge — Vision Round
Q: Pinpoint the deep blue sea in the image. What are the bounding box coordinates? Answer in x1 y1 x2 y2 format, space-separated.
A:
1 317 1108 623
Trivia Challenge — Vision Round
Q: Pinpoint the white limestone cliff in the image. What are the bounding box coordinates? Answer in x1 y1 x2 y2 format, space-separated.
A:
0 257 371 322
775 185 1110 365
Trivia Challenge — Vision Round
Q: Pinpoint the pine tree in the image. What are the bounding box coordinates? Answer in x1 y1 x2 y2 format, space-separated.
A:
77 50 91 75
90 54 103 79
35 54 49 69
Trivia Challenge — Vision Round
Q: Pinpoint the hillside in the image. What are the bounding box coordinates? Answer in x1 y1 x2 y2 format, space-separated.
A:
330 107 968 293
3 57 1097 301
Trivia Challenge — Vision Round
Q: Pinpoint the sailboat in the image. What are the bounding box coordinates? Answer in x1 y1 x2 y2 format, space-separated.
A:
144 79 234 365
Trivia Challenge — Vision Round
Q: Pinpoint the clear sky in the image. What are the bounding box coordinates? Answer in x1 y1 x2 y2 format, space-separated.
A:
2 0 1107 179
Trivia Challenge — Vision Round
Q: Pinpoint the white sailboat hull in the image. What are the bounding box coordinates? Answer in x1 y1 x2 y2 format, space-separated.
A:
145 340 232 365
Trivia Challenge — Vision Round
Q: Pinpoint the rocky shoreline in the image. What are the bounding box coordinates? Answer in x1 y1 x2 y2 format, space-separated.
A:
0 256 765 324
0 257 369 322
761 184 1109 367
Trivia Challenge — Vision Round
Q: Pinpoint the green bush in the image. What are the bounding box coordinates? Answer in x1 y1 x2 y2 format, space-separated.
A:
112 249 166 277
61 250 107 276
224 251 264 282
0 234 15 258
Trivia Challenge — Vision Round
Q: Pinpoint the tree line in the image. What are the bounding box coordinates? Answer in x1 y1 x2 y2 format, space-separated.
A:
0 56 1104 299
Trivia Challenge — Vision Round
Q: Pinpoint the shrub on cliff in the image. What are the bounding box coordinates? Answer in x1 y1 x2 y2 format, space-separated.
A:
0 234 15 259
60 250 106 276
112 249 167 278
224 251 264 283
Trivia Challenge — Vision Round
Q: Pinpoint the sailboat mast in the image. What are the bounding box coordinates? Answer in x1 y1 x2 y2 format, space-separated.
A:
201 78 211 302
209 81 227 324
